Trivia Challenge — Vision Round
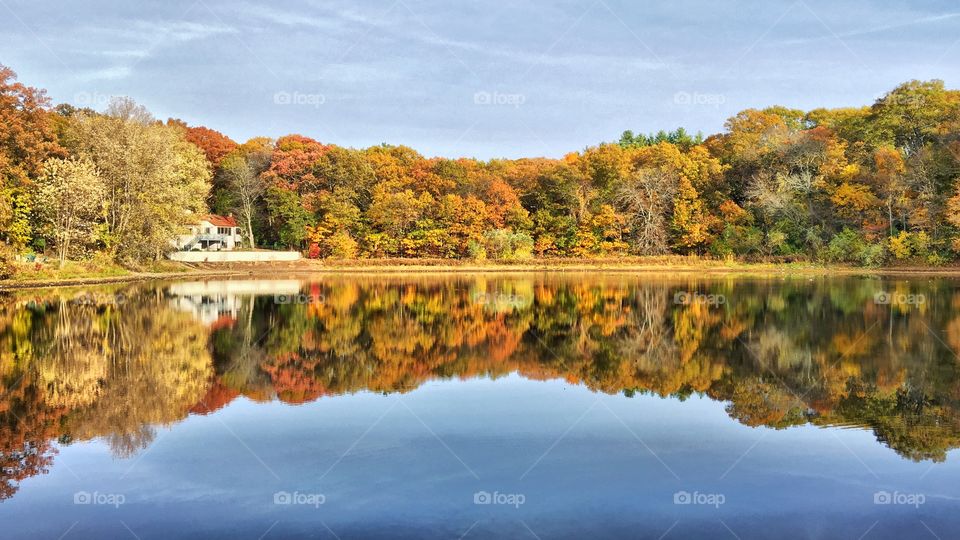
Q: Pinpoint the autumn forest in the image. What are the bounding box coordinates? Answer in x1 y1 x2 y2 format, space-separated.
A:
2 64 960 271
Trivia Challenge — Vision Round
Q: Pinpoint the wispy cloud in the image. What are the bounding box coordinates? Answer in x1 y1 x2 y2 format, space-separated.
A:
75 65 133 82
410 29 671 72
238 3 341 31
130 20 239 42
67 19 239 81
776 12 960 46
80 19 238 45
72 49 151 59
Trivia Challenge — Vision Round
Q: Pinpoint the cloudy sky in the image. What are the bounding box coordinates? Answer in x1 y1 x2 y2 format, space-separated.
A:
1 0 958 158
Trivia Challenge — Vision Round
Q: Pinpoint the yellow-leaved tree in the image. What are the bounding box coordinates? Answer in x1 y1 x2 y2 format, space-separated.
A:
66 98 210 263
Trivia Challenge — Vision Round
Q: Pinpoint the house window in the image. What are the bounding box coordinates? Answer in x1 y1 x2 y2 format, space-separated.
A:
218 227 231 235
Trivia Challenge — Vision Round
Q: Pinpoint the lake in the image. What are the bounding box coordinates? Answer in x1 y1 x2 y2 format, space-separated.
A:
1 274 958 539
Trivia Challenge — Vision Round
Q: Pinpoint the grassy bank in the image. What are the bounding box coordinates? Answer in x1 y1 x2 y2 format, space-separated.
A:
207 256 798 273
5 256 960 290
153 256 960 276
0 259 245 290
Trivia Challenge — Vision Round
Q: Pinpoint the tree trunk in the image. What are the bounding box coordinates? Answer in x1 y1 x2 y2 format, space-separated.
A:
59 236 67 269
887 201 894 237
246 213 255 249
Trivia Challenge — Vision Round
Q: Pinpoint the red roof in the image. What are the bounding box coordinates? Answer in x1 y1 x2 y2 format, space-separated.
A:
196 214 238 227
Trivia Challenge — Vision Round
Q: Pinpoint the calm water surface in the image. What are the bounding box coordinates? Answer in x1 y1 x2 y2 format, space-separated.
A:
1 274 959 539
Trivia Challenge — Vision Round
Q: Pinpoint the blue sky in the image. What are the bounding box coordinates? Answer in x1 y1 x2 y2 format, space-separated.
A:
1 0 958 159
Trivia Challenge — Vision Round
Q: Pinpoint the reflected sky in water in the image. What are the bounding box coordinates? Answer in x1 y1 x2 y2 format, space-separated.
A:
1 275 959 539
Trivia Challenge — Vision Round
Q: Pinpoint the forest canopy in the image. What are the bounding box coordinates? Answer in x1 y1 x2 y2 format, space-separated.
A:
2 64 960 267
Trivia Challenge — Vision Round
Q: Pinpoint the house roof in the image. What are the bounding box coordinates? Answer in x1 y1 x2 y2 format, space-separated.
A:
194 214 238 227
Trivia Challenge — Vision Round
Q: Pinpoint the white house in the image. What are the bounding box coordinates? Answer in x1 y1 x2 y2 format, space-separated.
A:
174 214 244 251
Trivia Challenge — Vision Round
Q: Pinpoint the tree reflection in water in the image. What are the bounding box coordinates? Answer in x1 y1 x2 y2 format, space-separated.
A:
1 275 959 499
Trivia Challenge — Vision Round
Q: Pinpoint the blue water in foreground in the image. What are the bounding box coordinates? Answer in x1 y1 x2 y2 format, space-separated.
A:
4 374 958 539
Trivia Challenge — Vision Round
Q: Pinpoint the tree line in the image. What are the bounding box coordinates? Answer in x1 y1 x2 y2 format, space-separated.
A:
2 63 959 268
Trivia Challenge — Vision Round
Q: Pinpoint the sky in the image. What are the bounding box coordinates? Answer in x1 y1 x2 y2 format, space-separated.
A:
1 0 959 159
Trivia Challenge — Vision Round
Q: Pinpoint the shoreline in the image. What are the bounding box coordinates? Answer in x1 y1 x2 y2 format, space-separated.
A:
5 258 960 290
0 268 250 291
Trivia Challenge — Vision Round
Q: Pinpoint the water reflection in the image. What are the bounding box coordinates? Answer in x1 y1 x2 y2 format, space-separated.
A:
1 275 959 501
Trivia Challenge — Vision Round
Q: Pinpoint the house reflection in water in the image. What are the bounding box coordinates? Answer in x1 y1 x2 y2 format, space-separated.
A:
168 280 303 327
